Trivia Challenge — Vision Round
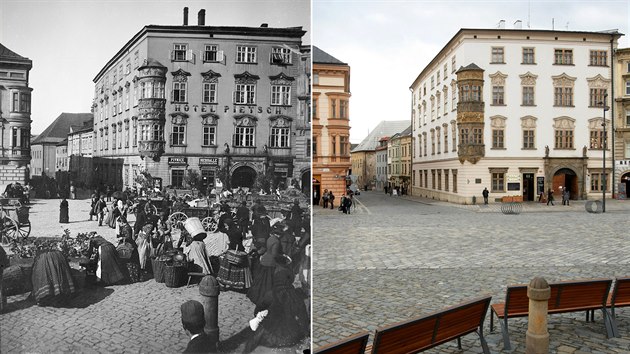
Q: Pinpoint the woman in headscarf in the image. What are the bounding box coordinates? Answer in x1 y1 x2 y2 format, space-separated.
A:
216 218 252 291
87 235 126 285
247 223 283 306
116 217 140 283
31 250 77 306
183 218 213 275
136 223 153 273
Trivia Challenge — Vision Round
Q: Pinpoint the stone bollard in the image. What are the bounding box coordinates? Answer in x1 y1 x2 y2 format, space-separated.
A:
199 275 220 349
526 276 551 354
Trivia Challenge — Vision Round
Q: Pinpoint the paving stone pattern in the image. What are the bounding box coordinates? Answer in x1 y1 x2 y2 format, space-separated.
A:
1 198 309 353
313 192 630 353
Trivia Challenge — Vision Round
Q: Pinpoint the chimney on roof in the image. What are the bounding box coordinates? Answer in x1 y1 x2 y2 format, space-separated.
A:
198 9 205 26
183 7 188 26
498 19 505 29
514 20 522 29
260 23 268 28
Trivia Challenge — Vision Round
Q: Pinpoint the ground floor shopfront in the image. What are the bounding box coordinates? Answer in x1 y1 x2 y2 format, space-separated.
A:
312 167 349 206
412 156 615 205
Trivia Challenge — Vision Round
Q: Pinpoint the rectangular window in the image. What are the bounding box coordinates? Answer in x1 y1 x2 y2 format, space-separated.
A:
443 128 448 153
492 129 504 148
522 86 535 106
492 86 504 105
270 127 290 148
589 88 607 107
626 81 630 96
236 46 257 63
171 125 186 145
271 85 291 106
125 122 129 148
444 63 448 78
340 136 348 156
522 47 535 64
134 51 139 69
133 120 138 147
173 44 187 61
436 71 440 84
271 47 292 65
555 129 574 149
492 172 505 192
172 82 187 103
204 45 219 62
590 173 609 192
306 139 311 157
590 130 606 149
625 142 630 158
431 170 436 189
554 49 573 65
171 169 185 188
202 83 217 103
12 92 18 112
491 47 504 63
444 170 449 191
452 56 456 73
589 50 608 66
437 170 442 190
125 60 131 75
202 126 216 146
626 110 630 126
234 127 255 147
473 128 483 144
523 130 535 149
340 100 348 119
436 129 441 153
234 84 256 105
554 87 573 106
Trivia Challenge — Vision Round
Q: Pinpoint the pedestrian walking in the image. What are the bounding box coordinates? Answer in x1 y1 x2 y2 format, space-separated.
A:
59 198 69 223
482 187 489 205
328 191 335 209
563 188 570 206
547 188 554 206
69 183 76 200
95 194 107 226
322 189 329 209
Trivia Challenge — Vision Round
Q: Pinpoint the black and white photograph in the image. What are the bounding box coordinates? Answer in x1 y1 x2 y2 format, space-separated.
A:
0 0 310 352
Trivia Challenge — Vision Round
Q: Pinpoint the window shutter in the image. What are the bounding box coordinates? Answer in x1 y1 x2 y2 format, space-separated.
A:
232 91 236 104
232 133 236 146
187 49 192 62
218 50 224 62
170 50 174 61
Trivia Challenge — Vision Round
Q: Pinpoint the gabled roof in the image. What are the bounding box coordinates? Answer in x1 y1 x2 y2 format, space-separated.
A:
0 43 32 67
32 113 93 145
313 46 346 65
352 120 410 152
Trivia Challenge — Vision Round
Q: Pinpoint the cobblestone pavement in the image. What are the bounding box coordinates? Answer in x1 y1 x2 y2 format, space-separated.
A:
1 198 310 354
313 191 630 353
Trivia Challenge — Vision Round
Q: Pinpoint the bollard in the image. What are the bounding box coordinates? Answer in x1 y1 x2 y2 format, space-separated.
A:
526 276 550 354
199 275 220 348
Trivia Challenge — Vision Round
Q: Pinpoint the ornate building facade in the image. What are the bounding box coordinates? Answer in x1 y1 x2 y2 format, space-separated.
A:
312 46 351 199
614 47 630 199
92 9 307 192
0 44 32 190
411 28 622 204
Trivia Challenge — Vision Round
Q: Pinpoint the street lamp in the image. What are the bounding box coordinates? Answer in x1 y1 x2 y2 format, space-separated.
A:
600 93 610 213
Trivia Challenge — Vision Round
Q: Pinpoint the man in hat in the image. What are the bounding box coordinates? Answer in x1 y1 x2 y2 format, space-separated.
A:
181 300 268 353
236 200 250 239
287 199 303 239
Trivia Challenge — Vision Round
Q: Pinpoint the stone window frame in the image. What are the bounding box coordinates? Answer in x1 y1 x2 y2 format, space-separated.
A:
552 73 576 107
587 74 610 108
587 117 610 150
491 47 505 64
489 71 507 106
522 47 536 64
553 116 576 150
489 167 508 193
521 115 537 150
490 115 507 149
443 123 449 153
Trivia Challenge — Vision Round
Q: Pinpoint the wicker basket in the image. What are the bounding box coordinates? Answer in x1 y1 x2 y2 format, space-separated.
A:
152 258 166 283
163 263 187 288
2 265 33 296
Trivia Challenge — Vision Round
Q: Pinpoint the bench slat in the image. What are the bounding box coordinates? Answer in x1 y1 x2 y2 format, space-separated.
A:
314 331 370 354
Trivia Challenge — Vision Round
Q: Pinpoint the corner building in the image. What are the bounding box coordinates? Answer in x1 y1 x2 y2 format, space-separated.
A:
92 10 307 192
411 28 623 204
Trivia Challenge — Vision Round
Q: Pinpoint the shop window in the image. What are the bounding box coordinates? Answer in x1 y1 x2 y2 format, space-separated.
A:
171 169 185 188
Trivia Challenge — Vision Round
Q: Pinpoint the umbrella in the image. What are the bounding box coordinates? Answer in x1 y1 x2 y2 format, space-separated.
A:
112 191 127 200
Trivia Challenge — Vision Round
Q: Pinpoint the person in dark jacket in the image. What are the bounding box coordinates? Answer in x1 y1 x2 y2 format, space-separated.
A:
236 201 250 239
328 191 335 209
59 198 69 223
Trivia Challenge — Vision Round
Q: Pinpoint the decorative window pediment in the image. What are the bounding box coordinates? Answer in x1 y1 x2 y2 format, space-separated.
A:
588 117 609 129
489 71 508 86
132 76 139 83
234 114 257 127
125 81 131 88
234 71 260 84
520 72 538 86
553 116 576 129
172 69 191 82
169 112 188 125
490 115 507 128
521 115 537 128
269 73 295 86
201 113 219 125
269 115 292 128
552 73 577 87
201 70 222 83
587 74 611 89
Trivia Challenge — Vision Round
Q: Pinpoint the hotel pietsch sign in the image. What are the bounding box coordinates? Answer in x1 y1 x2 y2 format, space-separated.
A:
172 104 290 115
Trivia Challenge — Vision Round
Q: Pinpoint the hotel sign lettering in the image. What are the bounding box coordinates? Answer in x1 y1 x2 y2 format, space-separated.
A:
199 157 219 166
168 157 188 165
172 104 290 115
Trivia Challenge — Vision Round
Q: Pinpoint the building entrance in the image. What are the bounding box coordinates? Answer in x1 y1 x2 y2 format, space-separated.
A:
312 175 321 205
620 172 630 199
231 166 257 188
553 168 577 200
301 169 310 195
522 173 535 201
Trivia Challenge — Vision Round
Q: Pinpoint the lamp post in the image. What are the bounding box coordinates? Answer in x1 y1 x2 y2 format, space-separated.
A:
601 93 610 213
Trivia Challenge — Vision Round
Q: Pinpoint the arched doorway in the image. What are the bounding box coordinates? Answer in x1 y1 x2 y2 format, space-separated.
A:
312 175 321 205
620 172 630 199
301 169 310 196
231 166 257 188
553 168 577 200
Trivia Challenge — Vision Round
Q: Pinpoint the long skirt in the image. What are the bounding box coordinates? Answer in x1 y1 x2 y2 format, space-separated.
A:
136 235 150 270
185 241 213 275
31 250 76 305
216 255 252 290
246 265 275 306
258 285 309 348
96 244 126 285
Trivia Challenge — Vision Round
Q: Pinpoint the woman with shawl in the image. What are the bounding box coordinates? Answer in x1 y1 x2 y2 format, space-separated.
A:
183 218 213 275
31 250 77 306
136 223 153 272
86 235 126 285
247 223 283 306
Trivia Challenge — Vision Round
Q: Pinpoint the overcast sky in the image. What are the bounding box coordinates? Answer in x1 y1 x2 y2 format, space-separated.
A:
313 0 630 143
0 0 310 134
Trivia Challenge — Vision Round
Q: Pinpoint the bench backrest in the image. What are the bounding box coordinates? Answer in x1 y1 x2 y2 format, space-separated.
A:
314 331 369 354
611 277 630 307
503 279 612 316
371 296 491 354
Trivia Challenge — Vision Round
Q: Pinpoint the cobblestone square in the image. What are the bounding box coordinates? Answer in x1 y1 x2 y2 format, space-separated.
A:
313 191 630 353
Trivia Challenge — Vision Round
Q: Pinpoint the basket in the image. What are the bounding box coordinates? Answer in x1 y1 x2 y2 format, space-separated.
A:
2 265 33 296
116 242 134 259
152 258 166 283
225 250 249 267
163 263 187 288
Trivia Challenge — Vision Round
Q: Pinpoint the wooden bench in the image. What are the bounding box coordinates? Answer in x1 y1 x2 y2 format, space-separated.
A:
369 295 491 354
491 278 614 350
313 331 369 354
601 276 630 338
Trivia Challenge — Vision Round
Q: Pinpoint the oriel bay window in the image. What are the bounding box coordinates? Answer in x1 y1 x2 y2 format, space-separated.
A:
12 92 31 113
